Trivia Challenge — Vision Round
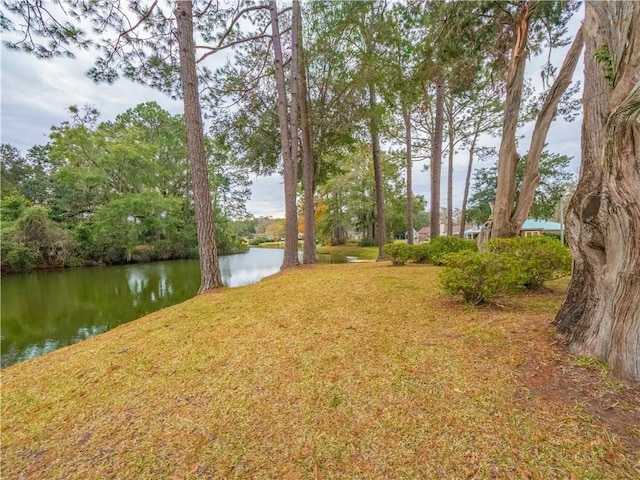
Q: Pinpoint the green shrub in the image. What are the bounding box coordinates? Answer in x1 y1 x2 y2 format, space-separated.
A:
7 206 77 269
439 250 524 305
411 243 430 263
427 236 477 265
383 242 413 266
0 193 32 222
359 237 376 247
487 236 571 289
249 237 271 246
1 240 36 273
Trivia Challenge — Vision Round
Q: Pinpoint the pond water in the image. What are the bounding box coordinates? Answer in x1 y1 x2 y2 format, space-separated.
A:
1 248 354 368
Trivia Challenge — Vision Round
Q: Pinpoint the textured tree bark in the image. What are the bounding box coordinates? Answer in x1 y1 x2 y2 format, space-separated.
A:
174 1 222 293
368 81 387 260
430 73 444 239
511 26 584 231
269 0 299 270
296 0 317 264
403 105 414 245
554 1 640 381
491 3 532 240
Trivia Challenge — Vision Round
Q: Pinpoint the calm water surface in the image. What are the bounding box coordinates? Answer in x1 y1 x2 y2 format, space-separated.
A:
1 248 354 367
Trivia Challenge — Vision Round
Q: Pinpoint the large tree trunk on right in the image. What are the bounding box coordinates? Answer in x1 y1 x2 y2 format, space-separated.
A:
296 0 317 264
269 0 299 270
368 81 386 260
553 1 640 381
430 74 444 239
175 0 222 293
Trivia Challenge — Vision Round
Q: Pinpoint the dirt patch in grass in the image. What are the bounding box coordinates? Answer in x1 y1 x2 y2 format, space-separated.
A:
511 304 640 451
2 263 639 479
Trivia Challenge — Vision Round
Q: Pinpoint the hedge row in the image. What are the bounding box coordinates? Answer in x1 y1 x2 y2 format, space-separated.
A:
439 236 572 305
383 237 477 266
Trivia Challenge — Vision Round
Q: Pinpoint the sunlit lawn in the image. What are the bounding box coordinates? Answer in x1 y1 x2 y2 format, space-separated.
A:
2 262 638 479
316 244 378 260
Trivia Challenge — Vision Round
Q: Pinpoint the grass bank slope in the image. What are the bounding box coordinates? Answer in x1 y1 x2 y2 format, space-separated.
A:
2 263 638 479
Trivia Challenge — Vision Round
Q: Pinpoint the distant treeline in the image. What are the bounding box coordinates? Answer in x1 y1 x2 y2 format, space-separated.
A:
1 103 250 274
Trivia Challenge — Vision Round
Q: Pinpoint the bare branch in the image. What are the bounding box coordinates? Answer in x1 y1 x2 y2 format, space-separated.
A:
196 33 270 63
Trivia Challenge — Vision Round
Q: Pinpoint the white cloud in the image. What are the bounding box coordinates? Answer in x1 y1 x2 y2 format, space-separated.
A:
247 174 285 217
1 47 182 151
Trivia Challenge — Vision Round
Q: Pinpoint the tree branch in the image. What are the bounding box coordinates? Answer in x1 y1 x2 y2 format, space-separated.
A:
196 33 270 63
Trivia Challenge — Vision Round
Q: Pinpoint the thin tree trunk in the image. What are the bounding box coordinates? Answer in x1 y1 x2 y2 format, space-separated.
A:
368 81 386 260
490 3 533 240
511 25 584 231
403 105 414 245
430 73 444 239
446 99 454 237
289 0 300 245
269 0 299 270
175 0 222 293
459 131 478 238
554 1 640 381
296 0 316 264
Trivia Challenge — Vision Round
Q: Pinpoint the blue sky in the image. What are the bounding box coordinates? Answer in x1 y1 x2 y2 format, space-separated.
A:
0 7 584 218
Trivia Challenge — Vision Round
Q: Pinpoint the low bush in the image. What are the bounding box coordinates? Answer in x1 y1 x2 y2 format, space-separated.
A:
359 237 376 247
2 206 78 271
411 243 430 263
249 237 271 246
383 242 413 266
1 239 36 273
439 250 524 305
427 236 477 265
487 236 571 289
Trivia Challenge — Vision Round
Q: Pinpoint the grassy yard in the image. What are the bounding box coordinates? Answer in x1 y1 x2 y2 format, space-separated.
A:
2 263 638 479
316 244 378 260
255 242 378 261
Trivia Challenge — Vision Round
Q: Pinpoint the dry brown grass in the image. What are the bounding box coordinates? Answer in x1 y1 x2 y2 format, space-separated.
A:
2 263 639 479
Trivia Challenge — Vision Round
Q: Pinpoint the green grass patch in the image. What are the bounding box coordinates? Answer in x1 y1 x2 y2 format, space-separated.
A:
316 245 378 260
576 355 611 372
2 263 638 479
256 241 291 248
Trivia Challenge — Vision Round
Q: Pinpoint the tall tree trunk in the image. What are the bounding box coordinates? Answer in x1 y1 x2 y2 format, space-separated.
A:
403 105 414 245
554 1 640 381
459 131 479 238
511 26 584 231
446 99 454 237
289 0 300 247
368 81 386 260
296 0 316 264
269 0 299 270
430 73 445 239
490 3 533 240
175 1 222 293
